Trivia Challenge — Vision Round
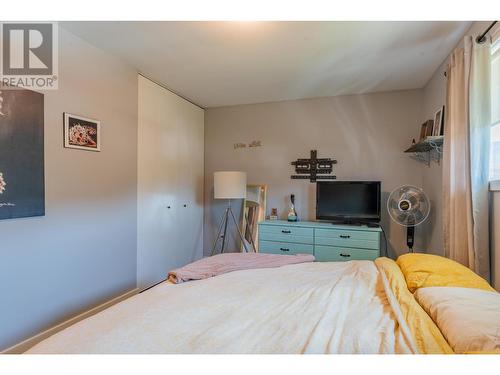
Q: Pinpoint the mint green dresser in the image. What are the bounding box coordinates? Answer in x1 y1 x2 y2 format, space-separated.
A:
258 220 381 262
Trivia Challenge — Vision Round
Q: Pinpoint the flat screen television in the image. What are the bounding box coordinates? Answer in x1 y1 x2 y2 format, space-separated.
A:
316 181 381 224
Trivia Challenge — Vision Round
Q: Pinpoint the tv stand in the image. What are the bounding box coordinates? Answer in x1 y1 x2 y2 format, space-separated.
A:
258 220 381 262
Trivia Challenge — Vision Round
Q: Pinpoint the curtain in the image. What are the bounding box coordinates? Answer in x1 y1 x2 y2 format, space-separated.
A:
443 36 491 280
469 37 491 280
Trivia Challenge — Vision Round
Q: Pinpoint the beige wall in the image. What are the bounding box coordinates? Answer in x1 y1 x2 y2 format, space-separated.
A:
0 27 138 350
204 90 426 257
419 62 447 254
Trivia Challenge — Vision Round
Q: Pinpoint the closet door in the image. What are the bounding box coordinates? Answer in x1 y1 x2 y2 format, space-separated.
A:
176 99 204 263
137 75 204 290
137 76 180 290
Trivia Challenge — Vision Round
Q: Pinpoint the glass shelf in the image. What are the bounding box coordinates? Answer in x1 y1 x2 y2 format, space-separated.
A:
404 136 444 153
404 136 444 166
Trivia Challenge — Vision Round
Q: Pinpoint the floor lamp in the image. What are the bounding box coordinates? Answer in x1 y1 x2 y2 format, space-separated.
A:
211 171 250 255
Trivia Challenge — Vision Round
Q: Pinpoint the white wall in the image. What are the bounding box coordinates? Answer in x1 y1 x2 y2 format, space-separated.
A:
0 27 138 350
204 90 425 257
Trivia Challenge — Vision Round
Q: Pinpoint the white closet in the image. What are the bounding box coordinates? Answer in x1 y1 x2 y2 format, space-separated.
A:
137 75 204 290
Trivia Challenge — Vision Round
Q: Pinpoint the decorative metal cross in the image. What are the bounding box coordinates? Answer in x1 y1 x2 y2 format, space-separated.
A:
291 150 337 182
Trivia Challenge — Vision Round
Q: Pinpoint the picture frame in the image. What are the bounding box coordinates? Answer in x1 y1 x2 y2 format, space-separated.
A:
64 113 101 151
433 106 445 136
419 122 428 141
425 119 434 137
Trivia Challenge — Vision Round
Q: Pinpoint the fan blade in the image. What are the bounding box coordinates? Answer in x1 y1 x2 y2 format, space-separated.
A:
397 213 408 223
414 210 424 222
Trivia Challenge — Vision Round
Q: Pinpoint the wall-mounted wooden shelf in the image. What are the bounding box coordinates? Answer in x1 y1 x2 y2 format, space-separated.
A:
404 136 444 166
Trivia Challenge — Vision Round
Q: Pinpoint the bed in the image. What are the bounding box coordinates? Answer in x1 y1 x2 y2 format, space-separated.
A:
25 254 499 354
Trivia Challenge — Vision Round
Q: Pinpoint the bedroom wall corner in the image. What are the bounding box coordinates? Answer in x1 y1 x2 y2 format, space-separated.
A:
419 62 447 256
204 90 426 258
0 26 138 351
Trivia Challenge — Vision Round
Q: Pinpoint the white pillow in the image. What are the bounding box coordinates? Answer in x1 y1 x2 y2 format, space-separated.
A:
414 287 500 353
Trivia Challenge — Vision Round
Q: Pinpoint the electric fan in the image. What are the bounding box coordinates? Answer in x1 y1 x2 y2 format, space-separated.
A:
387 185 430 252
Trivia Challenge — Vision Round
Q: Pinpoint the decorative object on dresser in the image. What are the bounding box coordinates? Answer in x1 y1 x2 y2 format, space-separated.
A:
287 194 298 222
211 171 253 255
0 88 45 220
258 220 381 261
64 113 101 151
291 149 337 182
270 208 278 220
240 184 267 252
387 185 430 252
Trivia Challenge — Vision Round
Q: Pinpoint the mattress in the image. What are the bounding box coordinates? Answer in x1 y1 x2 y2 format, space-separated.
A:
26 260 418 354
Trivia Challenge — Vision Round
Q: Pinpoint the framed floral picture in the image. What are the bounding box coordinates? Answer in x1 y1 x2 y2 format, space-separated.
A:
64 113 101 151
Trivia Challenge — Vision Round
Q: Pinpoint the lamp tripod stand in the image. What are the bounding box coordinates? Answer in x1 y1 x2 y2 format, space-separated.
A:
211 200 252 255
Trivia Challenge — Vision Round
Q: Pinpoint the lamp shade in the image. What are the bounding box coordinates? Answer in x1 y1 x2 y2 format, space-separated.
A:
214 171 247 199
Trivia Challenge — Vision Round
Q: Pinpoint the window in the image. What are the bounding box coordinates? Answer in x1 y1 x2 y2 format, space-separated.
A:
489 40 500 180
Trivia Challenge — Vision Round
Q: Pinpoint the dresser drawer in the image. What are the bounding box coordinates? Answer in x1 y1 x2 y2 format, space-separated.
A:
259 240 314 255
315 228 379 250
259 225 314 244
314 245 379 262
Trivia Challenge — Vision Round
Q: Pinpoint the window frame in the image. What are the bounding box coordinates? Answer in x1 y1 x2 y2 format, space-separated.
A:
489 39 500 190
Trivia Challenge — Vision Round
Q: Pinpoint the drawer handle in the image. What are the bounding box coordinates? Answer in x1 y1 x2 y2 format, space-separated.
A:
339 235 351 239
281 230 291 234
340 253 351 258
280 248 290 252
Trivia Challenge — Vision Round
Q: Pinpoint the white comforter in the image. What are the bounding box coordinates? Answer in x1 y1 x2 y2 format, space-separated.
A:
27 261 416 354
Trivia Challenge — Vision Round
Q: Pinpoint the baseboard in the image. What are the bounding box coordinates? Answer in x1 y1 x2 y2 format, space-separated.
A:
1 287 139 354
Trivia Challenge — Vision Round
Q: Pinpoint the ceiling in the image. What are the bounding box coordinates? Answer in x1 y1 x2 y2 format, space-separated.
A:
62 21 471 108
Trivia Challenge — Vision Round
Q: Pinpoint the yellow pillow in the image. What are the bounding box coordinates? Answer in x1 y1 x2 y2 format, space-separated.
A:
396 253 494 293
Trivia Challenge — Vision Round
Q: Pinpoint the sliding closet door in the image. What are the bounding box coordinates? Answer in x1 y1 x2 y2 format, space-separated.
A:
137 75 204 290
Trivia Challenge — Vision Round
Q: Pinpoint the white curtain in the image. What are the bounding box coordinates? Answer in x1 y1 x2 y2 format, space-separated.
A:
443 36 491 280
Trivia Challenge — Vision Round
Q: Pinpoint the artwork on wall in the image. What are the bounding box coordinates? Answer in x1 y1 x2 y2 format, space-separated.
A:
0 88 45 220
234 142 246 149
248 140 262 147
64 113 101 151
233 140 263 150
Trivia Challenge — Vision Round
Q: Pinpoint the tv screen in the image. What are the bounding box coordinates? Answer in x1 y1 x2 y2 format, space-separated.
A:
316 181 381 223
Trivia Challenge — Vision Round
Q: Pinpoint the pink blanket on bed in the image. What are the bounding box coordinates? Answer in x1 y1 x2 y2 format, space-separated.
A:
168 252 315 284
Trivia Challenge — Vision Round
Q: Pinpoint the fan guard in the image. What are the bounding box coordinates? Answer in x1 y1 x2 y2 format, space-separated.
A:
387 185 430 252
